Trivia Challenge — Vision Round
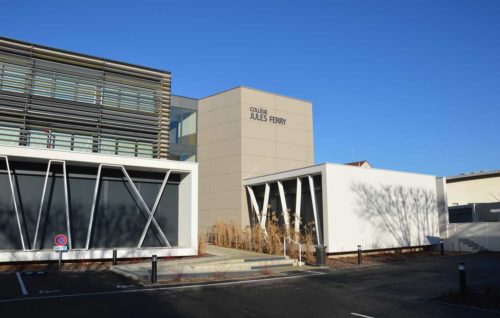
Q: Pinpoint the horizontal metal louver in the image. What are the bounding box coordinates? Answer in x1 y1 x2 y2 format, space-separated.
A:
0 37 171 158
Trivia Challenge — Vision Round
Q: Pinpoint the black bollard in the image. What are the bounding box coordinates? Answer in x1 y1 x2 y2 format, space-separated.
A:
357 245 362 265
459 262 466 295
151 255 158 283
315 245 327 267
112 249 117 265
440 239 444 256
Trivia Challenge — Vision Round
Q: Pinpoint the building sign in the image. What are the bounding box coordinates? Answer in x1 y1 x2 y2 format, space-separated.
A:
249 107 286 125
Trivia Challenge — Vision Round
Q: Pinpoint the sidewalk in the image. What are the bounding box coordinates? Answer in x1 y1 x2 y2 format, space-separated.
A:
110 245 305 283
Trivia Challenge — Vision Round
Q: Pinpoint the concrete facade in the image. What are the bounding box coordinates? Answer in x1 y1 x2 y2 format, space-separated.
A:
197 87 314 230
244 163 443 253
446 171 500 206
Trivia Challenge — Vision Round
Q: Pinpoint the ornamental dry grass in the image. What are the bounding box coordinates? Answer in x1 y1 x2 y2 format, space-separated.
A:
209 213 316 264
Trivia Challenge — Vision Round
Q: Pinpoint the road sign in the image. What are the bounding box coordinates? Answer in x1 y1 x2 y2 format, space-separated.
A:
54 234 68 247
53 245 68 252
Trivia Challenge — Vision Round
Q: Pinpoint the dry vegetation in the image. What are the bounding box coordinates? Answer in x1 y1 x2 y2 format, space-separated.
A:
208 213 316 264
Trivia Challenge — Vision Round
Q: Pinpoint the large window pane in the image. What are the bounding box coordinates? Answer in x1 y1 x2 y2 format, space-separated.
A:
169 107 197 146
0 125 20 146
0 63 27 94
102 82 158 113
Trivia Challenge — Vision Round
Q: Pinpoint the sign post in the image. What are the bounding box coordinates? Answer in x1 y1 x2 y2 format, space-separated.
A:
54 234 68 270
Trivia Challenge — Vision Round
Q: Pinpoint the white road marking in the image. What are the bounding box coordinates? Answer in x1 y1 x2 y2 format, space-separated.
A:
39 290 61 294
0 271 324 303
15 272 28 296
116 284 136 289
351 313 376 318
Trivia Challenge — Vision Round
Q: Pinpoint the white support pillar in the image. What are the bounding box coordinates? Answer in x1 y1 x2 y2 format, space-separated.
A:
294 177 302 235
137 170 171 248
277 181 290 235
246 186 263 228
308 175 321 245
33 160 72 250
261 183 270 229
0 156 26 251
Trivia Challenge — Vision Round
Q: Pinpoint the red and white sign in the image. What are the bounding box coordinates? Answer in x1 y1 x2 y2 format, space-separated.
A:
54 234 68 247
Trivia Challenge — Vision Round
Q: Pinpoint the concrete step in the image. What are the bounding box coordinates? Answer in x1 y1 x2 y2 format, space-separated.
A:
164 258 297 274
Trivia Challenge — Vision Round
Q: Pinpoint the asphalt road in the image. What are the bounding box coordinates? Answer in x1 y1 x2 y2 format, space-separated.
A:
1 253 499 318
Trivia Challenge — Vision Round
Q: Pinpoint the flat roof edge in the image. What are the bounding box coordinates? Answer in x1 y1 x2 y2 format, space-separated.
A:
199 86 312 103
0 36 171 76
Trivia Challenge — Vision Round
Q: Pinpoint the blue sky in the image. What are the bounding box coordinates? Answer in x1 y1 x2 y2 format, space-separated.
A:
1 1 498 176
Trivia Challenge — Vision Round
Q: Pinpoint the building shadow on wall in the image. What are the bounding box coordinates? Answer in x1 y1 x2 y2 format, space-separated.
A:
351 183 439 247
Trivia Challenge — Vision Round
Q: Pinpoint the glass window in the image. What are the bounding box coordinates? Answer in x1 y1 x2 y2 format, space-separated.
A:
33 73 54 97
28 130 56 149
0 63 27 94
100 137 118 155
52 131 73 151
169 107 197 146
137 142 154 158
0 125 20 146
72 134 93 153
102 82 157 113
32 71 97 104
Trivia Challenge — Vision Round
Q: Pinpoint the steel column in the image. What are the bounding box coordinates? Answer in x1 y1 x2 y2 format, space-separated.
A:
0 156 26 250
308 175 321 245
137 170 171 248
277 181 290 234
33 160 72 250
294 177 302 236
85 164 103 250
120 167 171 248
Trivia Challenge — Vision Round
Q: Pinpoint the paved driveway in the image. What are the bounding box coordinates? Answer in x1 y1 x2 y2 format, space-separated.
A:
1 253 499 318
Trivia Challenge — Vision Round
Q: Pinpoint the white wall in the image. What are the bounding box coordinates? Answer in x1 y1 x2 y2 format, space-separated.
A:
445 222 500 252
324 164 441 253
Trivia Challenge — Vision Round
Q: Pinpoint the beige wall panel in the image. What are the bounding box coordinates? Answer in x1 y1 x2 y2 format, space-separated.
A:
276 142 308 161
276 126 308 146
206 121 241 143
197 127 211 145
241 87 276 108
209 103 241 126
275 95 309 116
210 155 241 175
276 159 314 171
200 88 241 111
199 176 211 192
210 138 241 159
209 190 242 210
274 110 308 130
241 137 276 157
210 172 243 193
241 154 278 178
307 146 315 162
305 104 313 118
447 177 500 205
241 120 277 141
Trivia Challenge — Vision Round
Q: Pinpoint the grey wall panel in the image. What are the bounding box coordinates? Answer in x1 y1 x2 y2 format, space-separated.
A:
143 183 179 247
67 175 95 249
0 162 180 251
0 173 21 249
37 174 67 249
92 178 147 248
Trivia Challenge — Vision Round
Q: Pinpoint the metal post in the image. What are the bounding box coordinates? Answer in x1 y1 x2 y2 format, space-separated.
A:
58 251 62 270
357 245 362 265
440 239 444 256
112 249 117 265
315 245 327 267
151 255 158 283
459 262 466 295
